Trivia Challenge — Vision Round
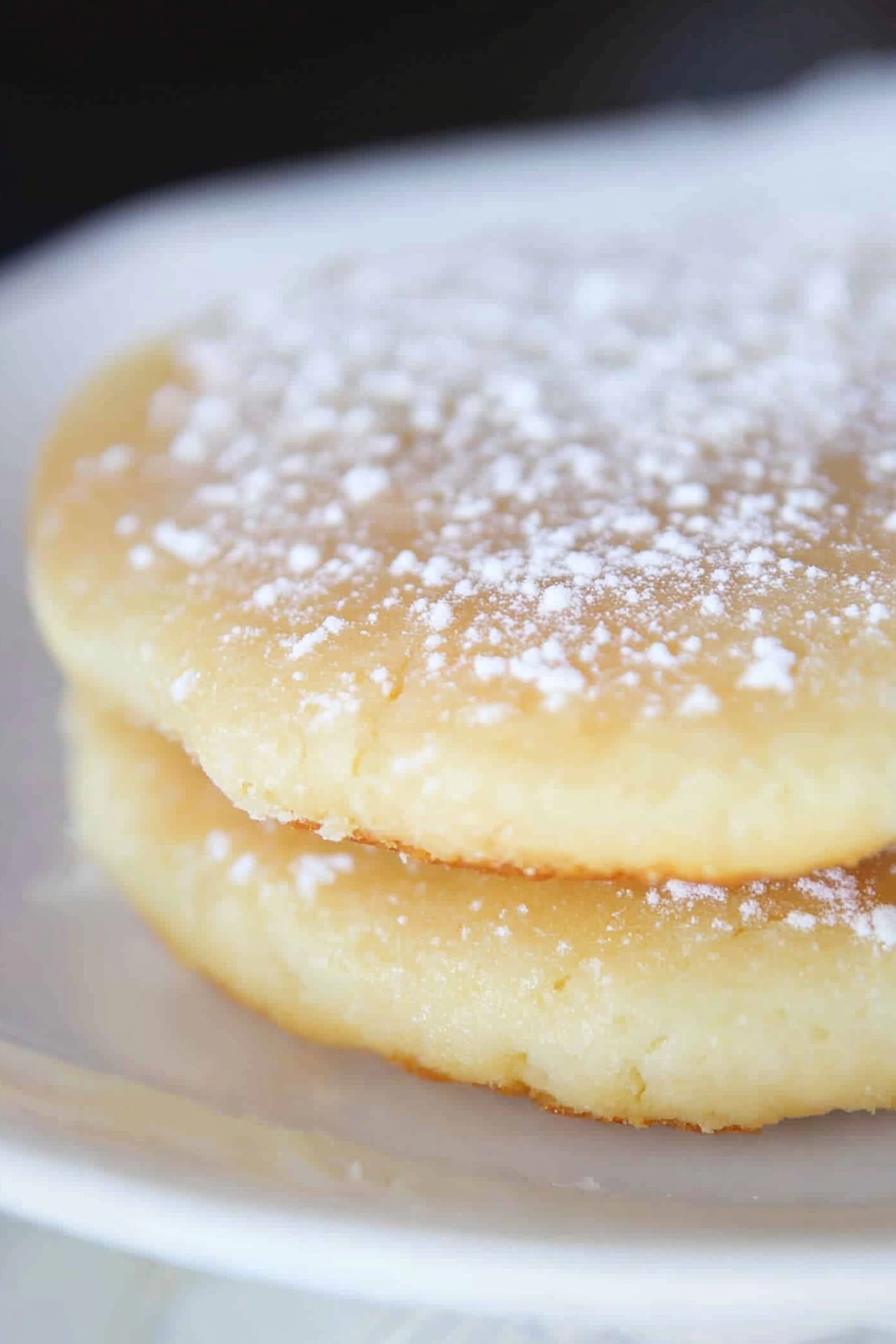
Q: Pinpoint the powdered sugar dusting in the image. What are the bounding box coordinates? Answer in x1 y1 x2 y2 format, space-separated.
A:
641 861 896 948
90 222 896 718
201 816 896 949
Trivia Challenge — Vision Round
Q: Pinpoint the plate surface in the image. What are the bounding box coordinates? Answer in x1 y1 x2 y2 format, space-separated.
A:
4 64 896 1344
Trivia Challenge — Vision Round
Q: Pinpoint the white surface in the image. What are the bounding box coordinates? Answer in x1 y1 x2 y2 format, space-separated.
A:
4 61 896 1344
2 1212 891 1344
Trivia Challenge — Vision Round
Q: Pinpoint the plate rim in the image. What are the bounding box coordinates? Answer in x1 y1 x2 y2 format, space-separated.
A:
1 1043 896 1325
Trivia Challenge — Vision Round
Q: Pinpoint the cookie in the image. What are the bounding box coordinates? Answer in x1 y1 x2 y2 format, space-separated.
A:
65 689 896 1132
30 228 896 879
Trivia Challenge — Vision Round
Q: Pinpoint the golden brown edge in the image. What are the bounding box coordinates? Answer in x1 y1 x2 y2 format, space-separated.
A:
286 815 881 889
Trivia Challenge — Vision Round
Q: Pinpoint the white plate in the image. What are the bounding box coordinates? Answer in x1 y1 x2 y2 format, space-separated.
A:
5 65 896 1344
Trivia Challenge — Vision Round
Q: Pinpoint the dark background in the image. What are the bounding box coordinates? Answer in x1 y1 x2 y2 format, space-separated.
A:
1 0 895 262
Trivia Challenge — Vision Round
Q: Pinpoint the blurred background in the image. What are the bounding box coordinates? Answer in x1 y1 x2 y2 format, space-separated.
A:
1 0 895 263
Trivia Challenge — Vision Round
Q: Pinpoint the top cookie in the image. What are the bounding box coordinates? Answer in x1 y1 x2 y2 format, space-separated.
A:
29 220 896 880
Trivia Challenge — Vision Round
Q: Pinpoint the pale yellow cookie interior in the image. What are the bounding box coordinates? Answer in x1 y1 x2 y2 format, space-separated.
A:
30 231 896 880
66 689 896 1133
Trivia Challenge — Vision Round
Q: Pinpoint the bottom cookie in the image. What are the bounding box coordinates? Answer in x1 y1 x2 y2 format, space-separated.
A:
64 690 896 1133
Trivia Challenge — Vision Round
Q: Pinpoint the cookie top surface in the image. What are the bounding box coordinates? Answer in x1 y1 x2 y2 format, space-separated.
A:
29 221 896 879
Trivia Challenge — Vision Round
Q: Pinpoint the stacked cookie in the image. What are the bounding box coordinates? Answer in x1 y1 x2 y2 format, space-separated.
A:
28 226 896 1132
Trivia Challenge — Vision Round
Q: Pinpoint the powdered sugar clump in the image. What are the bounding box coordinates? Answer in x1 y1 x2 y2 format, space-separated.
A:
737 638 797 694
229 853 257 884
204 829 231 861
290 851 355 901
678 685 721 718
170 668 200 702
153 520 219 567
